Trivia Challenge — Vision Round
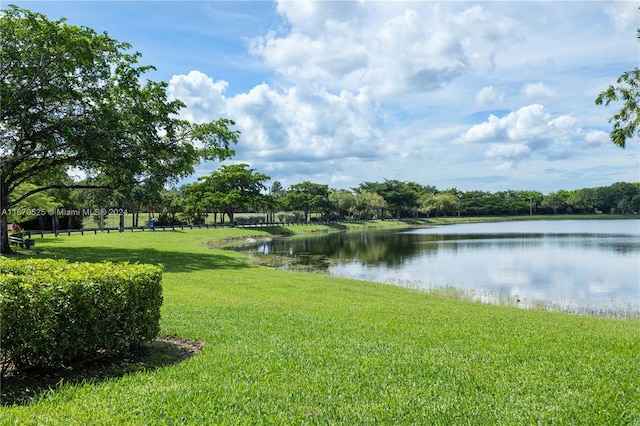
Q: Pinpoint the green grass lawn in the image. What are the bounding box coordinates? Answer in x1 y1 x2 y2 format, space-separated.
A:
1 223 639 424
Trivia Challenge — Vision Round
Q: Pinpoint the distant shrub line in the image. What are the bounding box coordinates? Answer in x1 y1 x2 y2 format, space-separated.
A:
0 258 163 376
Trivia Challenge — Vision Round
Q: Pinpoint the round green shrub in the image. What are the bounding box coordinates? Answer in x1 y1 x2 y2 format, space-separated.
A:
0 258 163 374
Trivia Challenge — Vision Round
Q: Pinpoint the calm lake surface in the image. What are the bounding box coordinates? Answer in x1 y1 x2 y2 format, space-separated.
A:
247 220 640 315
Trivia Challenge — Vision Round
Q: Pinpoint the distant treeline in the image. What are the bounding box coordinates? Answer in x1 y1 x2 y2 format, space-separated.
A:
16 179 639 231
157 180 640 224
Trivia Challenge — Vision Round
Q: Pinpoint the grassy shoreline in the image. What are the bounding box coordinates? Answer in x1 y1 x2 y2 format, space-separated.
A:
2 217 639 423
67 212 640 232
217 214 639 243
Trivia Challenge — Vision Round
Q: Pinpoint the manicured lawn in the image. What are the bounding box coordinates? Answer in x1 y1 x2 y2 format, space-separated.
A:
1 224 639 424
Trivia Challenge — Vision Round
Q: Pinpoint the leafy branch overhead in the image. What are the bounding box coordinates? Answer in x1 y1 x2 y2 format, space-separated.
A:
595 28 640 148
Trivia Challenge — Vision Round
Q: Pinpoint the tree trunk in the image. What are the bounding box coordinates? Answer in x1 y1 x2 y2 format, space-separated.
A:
52 213 59 234
0 178 11 254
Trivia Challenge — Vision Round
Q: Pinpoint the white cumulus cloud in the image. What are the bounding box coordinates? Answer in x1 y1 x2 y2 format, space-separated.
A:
475 86 505 106
485 143 532 160
522 82 556 101
168 71 386 182
584 130 610 147
250 1 521 98
168 70 229 122
459 104 595 164
605 2 639 32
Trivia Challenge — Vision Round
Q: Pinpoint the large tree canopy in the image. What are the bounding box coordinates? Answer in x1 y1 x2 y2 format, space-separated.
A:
0 7 239 252
595 28 640 148
358 180 419 219
285 181 330 222
183 164 269 224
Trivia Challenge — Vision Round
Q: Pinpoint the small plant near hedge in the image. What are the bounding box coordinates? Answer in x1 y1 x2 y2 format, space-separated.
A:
235 215 267 226
276 211 305 223
0 258 163 376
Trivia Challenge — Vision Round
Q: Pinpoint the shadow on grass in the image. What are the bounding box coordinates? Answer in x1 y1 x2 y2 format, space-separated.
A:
260 223 346 234
324 223 348 230
33 246 248 273
1 336 203 406
400 219 430 225
260 226 295 236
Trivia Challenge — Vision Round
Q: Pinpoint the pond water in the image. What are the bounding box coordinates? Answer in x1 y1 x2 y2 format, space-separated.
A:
245 220 640 316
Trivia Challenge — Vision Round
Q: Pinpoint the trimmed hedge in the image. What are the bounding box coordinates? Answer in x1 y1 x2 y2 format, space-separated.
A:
0 258 163 374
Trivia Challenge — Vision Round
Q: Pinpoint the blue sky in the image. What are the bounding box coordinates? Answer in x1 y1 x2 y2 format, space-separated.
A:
8 1 640 193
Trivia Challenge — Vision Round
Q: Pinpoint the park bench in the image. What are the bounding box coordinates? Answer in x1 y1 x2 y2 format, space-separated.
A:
9 233 35 248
